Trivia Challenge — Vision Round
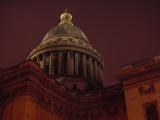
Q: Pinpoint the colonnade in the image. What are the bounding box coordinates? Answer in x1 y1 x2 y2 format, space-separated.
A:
33 51 103 81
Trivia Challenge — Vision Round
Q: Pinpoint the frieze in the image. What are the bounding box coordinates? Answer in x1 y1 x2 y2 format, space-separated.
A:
29 46 103 65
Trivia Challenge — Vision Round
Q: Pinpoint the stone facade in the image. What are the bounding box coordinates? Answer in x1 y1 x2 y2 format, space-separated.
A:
0 61 127 120
118 55 160 120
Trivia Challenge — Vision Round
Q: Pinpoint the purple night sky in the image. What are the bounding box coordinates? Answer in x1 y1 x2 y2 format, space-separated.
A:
0 0 160 86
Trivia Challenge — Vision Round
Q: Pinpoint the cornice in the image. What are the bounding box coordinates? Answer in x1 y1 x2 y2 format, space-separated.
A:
117 54 160 86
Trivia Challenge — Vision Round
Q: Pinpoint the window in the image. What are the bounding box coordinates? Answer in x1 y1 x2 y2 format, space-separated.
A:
39 54 43 61
44 65 49 74
73 84 77 90
146 104 159 120
33 57 37 62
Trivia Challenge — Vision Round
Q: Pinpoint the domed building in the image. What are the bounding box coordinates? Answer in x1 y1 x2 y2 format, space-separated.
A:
28 10 104 94
0 11 160 120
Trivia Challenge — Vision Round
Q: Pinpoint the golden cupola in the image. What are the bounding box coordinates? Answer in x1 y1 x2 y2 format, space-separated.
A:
28 11 104 94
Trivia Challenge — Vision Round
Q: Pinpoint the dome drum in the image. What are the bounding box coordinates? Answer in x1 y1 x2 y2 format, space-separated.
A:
31 50 103 83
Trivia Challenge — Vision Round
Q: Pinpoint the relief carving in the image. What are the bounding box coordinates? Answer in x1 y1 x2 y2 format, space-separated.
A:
139 84 155 96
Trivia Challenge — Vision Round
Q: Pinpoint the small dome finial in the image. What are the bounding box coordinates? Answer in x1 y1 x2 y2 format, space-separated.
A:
59 10 73 25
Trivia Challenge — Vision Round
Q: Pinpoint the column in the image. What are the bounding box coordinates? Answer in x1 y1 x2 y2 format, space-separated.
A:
58 52 62 75
94 61 98 80
100 66 103 81
98 64 103 81
49 53 54 76
67 52 71 75
37 56 40 65
82 54 87 77
89 57 93 79
70 52 75 75
62 52 67 74
75 53 79 76
42 54 46 69
97 64 101 80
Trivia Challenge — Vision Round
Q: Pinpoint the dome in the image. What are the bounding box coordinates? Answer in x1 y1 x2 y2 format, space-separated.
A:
42 24 89 42
42 10 88 42
28 10 104 94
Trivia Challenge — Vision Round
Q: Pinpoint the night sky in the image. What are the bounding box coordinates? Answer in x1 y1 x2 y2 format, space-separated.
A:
0 0 160 87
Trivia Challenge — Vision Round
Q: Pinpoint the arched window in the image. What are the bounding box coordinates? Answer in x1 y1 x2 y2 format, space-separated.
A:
146 104 159 120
